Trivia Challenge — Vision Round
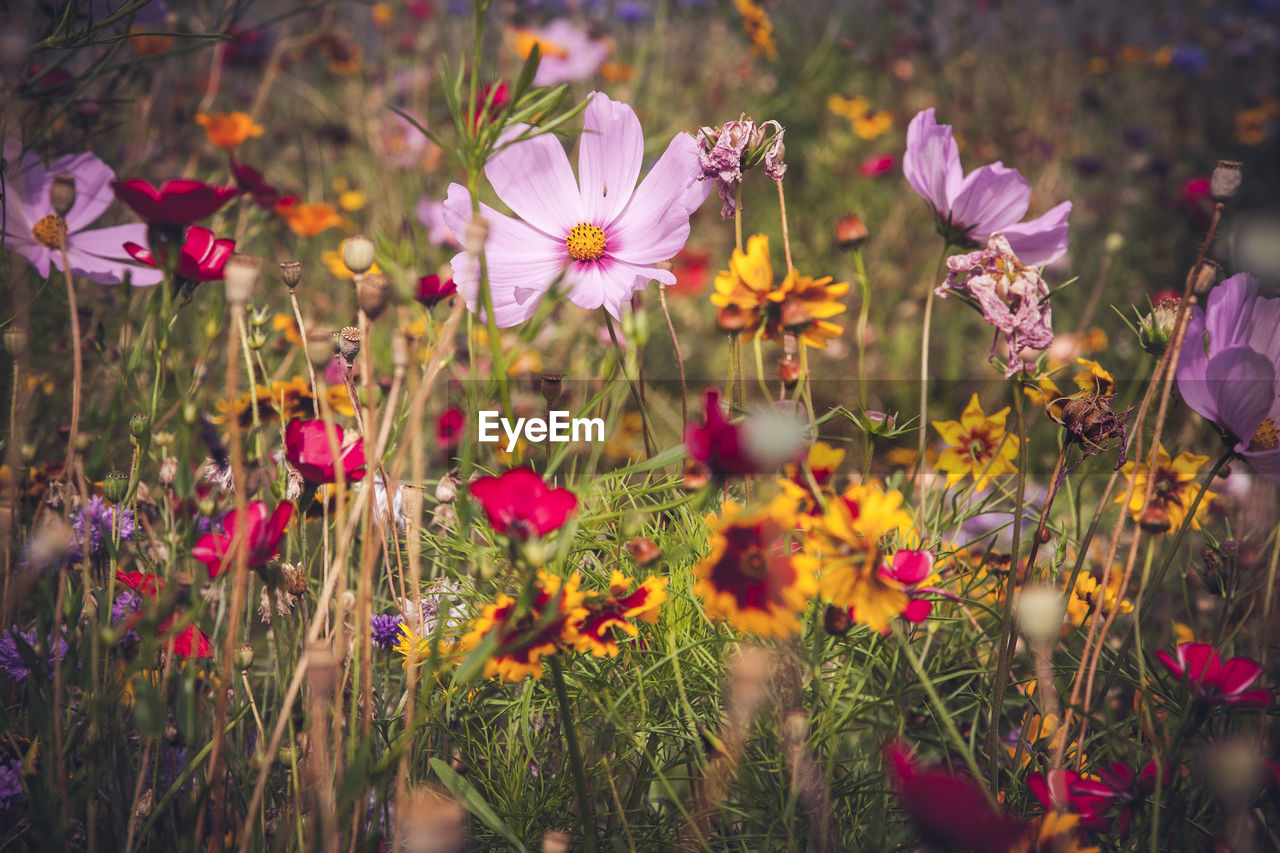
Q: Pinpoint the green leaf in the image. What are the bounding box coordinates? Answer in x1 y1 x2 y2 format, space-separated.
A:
429 758 528 852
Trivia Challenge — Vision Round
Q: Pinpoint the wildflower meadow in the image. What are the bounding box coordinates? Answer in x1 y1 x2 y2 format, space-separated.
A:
3 0 1280 850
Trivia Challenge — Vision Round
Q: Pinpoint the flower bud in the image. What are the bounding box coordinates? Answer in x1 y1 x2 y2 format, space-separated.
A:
276 746 298 766
129 412 151 441
1103 231 1125 253
1210 160 1242 204
342 235 376 275
1138 296 1181 355
234 643 255 670
279 260 302 289
519 538 547 569
777 355 801 389
282 563 308 597
834 213 869 248
716 304 750 333
49 173 76 217
338 326 362 363
356 273 392 320
463 214 490 255
823 603 851 635
1187 260 1220 297
74 432 92 452
3 326 26 356
103 471 129 504
625 537 662 566
1016 585 1065 644
223 254 261 306
434 471 458 504
540 372 563 405
158 456 177 486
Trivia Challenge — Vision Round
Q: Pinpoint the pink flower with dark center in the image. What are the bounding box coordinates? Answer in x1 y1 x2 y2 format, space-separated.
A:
111 177 240 226
443 92 709 324
123 225 235 281
904 109 1071 266
192 501 293 579
879 549 955 623
284 419 368 485
470 468 576 539
1156 641 1273 708
2 139 162 285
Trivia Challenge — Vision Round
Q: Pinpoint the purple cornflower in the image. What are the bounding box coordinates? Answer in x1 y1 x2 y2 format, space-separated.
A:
371 614 405 650
112 591 142 645
1177 273 1280 481
72 495 135 557
1 139 163 285
0 628 68 683
936 233 1055 377
0 762 23 811
903 109 1071 267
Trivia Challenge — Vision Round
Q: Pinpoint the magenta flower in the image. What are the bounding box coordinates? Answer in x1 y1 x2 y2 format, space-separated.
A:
1176 273 1280 481
904 109 1071 266
123 225 235 282
111 177 240 227
936 233 1054 377
1156 641 1272 708
443 92 709 324
880 549 955 623
526 20 610 87
470 468 577 539
1 140 162 285
192 501 293 579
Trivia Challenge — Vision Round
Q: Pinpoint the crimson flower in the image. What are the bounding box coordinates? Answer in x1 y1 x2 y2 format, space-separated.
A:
230 157 285 209
437 407 464 449
416 274 457 308
470 468 576 539
114 571 212 658
1030 761 1171 837
284 419 368 485
1156 642 1272 708
192 501 293 579
471 81 508 129
886 741 1026 852
684 389 758 478
111 178 240 226
124 225 235 281
880 549 955 624
857 153 896 178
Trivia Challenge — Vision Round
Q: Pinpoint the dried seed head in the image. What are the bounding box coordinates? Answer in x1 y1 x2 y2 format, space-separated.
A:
434 471 458 504
282 563 308 597
1187 260 1221 297
279 260 302 289
823 603 851 635
540 372 563 406
356 273 392 320
223 254 261 306
103 471 129 504
129 411 151 439
234 643 255 670
338 326 362 362
49 173 76 216
1210 160 1242 204
342 235 376 275
834 213 869 248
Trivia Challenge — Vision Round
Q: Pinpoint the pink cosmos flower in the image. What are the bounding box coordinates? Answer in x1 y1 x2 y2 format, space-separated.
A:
525 20 609 87
857 153 896 178
443 92 709 324
285 419 367 485
192 501 293 579
904 109 1071 266
1 140 162 285
1156 641 1273 708
416 197 459 247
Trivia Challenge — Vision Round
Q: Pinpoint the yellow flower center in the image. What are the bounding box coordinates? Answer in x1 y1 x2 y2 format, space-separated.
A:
566 222 607 262
1250 417 1279 452
32 214 66 249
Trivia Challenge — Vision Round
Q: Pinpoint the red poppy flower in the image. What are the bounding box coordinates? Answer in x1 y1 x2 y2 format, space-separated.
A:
470 468 576 539
684 389 758 478
886 741 1026 852
192 501 293 579
284 419 368 485
1156 642 1273 708
416 274 457 308
123 226 235 281
437 407 464 449
857 153 896 178
111 178 240 226
114 571 213 658
230 157 284 209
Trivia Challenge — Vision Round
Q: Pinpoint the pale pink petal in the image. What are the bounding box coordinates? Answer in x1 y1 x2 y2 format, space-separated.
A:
994 201 1072 267
48 152 118 231
607 131 707 264
485 126 581 236
949 162 1030 235
578 92 643 225
903 109 964 217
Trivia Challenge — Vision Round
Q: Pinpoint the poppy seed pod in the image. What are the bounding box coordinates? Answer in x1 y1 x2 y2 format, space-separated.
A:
279 260 302 289
234 644 254 670
338 326 362 362
103 471 129 504
540 372 563 405
1210 160 1242 204
49 173 76 216
356 273 392 320
342 235 376 275
1187 260 1221 297
129 412 151 439
223 254 261 305
835 213 869 248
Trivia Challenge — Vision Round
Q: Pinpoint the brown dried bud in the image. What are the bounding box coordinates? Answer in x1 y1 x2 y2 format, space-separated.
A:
778 298 812 330
1187 260 1221 297
1210 160 1242 203
282 563 309 597
356 273 392 320
338 326 362 362
625 537 662 566
823 603 852 636
716 304 749 332
49 173 76 216
434 471 458 504
541 372 564 406
1139 503 1172 535
279 260 302 289
777 356 801 390
223 254 261 306
834 213 869 248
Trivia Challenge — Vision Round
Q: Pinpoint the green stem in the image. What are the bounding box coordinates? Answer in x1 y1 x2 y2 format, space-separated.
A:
549 654 598 853
913 242 950 529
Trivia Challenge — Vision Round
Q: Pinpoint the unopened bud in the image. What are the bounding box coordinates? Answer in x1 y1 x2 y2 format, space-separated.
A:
342 235 376 275
541 373 563 406
356 273 392 320
103 471 129 503
1017 585 1065 643
463 214 490 255
49 173 76 216
1104 232 1125 253
716 304 750 333
128 412 150 439
434 471 458 504
234 644 254 670
777 356 801 389
3 326 26 355
1210 160 1242 204
279 260 302 289
834 213 869 248
338 326 362 363
1187 260 1220 297
223 254 261 306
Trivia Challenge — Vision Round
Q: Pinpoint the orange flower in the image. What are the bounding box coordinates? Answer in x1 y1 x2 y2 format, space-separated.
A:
195 112 264 149
574 571 667 657
275 200 343 237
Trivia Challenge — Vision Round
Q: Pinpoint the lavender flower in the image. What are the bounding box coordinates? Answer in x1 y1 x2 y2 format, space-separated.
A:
0 762 23 811
415 197 459 248
371 614 405 650
0 627 68 683
71 495 135 558
527 20 610 87
112 591 142 645
936 233 1055 377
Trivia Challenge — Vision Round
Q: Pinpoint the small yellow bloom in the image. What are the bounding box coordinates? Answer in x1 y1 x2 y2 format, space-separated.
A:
932 394 1019 491
710 233 773 333
1064 570 1133 627
1117 444 1216 533
325 384 357 417
762 268 848 348
195 112 264 149
272 313 302 346
513 30 570 60
458 571 587 681
853 111 893 141
574 571 668 658
338 189 367 212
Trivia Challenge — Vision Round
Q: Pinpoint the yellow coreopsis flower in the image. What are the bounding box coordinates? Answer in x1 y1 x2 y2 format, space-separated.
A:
1064 570 1133 627
573 571 668 658
458 571 587 681
1117 445 1216 534
763 268 848 348
932 394 1019 491
733 0 778 61
710 233 773 333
